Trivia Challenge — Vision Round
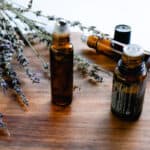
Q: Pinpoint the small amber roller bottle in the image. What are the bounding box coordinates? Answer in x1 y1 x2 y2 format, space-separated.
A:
50 19 73 106
81 24 131 61
111 44 147 121
82 33 125 61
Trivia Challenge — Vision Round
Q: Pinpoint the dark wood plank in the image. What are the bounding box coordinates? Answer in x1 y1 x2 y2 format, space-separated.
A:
0 33 150 150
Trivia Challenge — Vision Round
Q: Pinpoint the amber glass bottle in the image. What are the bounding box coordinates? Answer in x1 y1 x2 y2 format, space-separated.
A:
50 20 73 106
86 35 119 57
81 24 131 61
111 44 147 120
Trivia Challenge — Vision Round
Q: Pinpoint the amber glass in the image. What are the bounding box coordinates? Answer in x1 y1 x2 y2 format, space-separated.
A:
50 32 73 106
87 35 120 60
111 45 147 120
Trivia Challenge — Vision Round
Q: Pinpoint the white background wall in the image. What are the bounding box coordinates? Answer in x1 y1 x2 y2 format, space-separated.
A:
11 0 150 50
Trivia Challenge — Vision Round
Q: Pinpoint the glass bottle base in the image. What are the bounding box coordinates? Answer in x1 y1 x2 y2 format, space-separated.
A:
51 95 72 106
111 107 142 121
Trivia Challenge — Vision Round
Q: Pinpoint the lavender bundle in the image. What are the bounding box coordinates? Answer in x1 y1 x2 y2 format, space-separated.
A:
0 14 39 106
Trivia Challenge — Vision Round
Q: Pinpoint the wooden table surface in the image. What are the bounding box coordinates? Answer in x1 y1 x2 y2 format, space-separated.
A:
0 33 150 150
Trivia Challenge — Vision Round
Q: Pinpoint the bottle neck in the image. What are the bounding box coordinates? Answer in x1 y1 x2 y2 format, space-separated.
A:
52 32 70 46
118 54 145 76
121 54 144 69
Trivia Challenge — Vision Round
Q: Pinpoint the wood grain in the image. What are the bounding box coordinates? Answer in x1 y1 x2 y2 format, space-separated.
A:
0 33 150 150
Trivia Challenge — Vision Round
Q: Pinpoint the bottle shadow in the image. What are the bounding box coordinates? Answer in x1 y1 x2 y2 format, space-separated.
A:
79 48 117 73
95 111 141 149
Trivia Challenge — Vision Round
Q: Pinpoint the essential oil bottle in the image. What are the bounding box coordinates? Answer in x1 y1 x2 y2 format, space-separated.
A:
111 44 147 120
81 24 131 61
50 19 73 106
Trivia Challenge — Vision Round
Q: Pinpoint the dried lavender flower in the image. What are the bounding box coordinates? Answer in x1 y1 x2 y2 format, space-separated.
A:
74 55 111 83
0 113 10 136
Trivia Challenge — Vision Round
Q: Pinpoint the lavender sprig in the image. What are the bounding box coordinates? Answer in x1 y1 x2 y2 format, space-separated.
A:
0 113 10 136
0 38 29 106
5 67 29 106
0 11 40 83
74 55 111 83
0 76 8 92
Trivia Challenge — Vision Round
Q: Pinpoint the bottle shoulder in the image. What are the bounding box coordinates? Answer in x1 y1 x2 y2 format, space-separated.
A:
114 61 147 82
50 44 73 54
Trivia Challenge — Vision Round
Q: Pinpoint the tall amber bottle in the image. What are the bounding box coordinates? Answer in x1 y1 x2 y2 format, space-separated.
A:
50 20 73 106
111 44 147 120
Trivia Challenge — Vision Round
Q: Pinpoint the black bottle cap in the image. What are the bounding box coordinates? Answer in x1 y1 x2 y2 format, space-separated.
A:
113 24 131 51
114 24 131 44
